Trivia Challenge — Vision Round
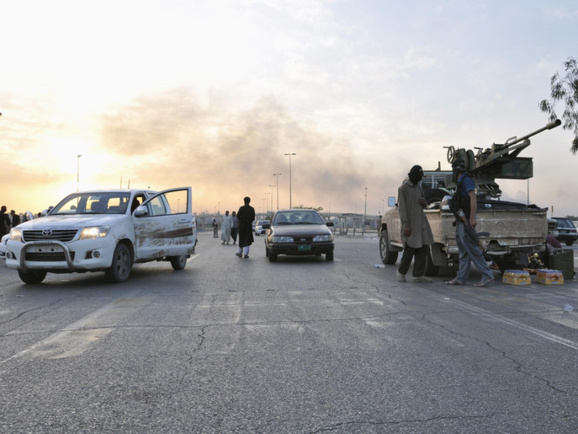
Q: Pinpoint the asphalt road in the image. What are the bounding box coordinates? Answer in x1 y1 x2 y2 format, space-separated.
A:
1 232 578 433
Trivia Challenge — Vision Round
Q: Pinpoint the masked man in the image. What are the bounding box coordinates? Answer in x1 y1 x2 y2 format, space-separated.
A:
446 159 495 287
396 165 434 283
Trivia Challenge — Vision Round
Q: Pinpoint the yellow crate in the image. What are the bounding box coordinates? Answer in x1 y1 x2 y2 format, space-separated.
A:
502 270 531 285
535 269 564 285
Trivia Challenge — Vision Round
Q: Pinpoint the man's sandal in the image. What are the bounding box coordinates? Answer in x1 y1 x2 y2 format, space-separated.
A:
446 279 465 285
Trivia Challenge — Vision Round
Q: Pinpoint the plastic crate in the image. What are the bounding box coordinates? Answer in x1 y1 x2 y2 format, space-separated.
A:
502 270 531 285
535 269 564 285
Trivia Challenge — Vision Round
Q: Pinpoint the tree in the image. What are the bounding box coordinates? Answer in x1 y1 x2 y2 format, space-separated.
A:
539 57 578 153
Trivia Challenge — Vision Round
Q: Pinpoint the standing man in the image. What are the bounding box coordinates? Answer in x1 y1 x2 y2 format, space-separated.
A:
10 210 21 227
396 165 435 283
221 210 233 245
0 206 11 238
236 196 255 259
231 211 239 244
446 158 495 287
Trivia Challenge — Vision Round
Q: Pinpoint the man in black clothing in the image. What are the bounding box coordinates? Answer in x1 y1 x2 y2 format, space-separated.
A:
0 206 11 238
236 197 256 259
10 210 21 227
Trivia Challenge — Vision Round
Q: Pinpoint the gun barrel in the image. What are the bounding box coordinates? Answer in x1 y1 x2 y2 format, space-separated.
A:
546 119 562 130
508 119 561 146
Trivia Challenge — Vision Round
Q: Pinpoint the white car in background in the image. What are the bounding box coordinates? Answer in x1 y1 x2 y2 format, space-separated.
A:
254 220 270 236
5 187 197 284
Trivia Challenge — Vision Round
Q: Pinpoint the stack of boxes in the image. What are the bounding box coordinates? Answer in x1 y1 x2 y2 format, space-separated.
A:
535 269 564 285
502 270 531 285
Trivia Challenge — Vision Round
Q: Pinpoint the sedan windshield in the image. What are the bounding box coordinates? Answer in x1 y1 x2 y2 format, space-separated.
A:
51 193 131 215
273 211 325 225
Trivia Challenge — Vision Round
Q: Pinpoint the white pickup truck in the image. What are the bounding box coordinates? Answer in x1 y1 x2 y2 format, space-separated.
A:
5 187 197 284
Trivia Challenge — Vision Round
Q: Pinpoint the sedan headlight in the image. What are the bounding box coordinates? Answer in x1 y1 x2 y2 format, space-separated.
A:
313 234 333 242
272 236 294 243
9 228 22 242
79 226 110 240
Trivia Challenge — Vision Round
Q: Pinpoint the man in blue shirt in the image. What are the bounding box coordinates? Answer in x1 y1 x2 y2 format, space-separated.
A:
446 159 495 287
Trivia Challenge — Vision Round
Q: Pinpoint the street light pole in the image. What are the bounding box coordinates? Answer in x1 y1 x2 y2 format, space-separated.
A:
264 193 270 213
269 185 275 213
363 187 367 235
273 173 281 210
77 154 82 192
284 153 296 208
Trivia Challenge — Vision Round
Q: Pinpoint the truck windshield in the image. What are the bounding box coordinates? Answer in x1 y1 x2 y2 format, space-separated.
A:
51 193 131 215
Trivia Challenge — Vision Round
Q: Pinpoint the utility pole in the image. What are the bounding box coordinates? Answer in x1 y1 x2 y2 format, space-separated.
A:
273 173 282 210
363 187 367 235
77 154 82 192
284 153 296 208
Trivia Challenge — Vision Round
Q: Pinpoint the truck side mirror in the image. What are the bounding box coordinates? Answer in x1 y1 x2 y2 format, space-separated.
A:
388 197 396 208
134 205 149 217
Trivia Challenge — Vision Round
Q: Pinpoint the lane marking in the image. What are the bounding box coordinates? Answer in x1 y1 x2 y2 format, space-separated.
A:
447 298 578 351
0 289 146 366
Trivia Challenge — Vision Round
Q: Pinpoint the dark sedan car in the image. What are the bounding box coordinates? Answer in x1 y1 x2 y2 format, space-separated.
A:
263 209 334 262
553 217 578 246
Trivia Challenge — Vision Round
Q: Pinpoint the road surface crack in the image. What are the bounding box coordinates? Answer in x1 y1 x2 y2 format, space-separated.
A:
422 313 575 396
309 413 493 432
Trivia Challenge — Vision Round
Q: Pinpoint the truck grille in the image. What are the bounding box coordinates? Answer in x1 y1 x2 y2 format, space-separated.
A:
23 230 78 242
25 252 75 262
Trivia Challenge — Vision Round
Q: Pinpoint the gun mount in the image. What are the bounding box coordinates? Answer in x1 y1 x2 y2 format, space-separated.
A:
445 119 561 197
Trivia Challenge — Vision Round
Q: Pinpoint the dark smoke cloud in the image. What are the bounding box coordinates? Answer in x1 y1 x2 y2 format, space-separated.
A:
99 87 388 213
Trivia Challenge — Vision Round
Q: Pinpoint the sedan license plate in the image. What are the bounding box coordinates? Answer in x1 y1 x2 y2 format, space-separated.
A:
298 244 311 252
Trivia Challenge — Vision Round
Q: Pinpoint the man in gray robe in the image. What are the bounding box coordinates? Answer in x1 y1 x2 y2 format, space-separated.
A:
221 210 233 244
396 165 435 283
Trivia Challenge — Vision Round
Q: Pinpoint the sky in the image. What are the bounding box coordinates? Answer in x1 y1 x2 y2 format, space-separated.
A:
1 0 577 217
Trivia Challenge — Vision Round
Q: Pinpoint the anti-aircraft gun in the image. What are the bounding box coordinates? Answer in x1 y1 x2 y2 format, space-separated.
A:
380 119 564 275
444 119 561 198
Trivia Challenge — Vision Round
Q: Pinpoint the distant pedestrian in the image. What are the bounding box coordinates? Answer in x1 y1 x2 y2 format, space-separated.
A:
212 218 218 238
236 197 255 258
0 206 11 238
231 211 239 244
396 165 434 283
10 210 20 227
221 211 233 244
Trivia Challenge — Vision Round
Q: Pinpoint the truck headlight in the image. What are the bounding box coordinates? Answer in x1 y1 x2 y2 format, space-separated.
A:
313 234 333 242
9 228 22 242
272 236 294 243
79 226 110 240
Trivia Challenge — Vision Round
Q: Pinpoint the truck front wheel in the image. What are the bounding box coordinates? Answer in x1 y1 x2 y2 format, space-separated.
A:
170 255 188 270
380 229 398 265
18 270 47 284
106 243 133 283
